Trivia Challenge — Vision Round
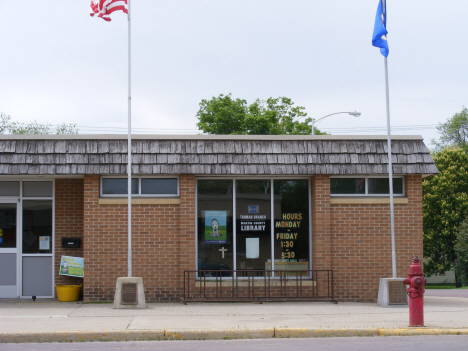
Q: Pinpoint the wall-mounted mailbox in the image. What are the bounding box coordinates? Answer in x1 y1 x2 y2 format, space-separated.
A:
62 238 81 248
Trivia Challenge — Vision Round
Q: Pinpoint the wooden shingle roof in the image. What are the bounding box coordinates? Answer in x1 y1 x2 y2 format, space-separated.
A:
0 135 438 176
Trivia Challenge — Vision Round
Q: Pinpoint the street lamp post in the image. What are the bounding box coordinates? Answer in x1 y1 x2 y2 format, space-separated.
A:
311 111 361 135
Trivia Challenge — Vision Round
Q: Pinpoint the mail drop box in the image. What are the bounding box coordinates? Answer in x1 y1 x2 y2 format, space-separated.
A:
62 238 81 248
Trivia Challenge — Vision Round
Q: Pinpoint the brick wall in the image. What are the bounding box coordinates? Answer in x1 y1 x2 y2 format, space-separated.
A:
312 176 332 271
54 179 84 290
55 174 423 302
82 175 196 302
313 174 423 302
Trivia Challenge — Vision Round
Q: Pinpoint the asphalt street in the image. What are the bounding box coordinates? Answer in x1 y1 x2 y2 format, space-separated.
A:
2 336 468 351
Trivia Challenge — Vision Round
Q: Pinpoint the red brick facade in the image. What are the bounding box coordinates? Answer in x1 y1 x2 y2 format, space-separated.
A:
81 175 194 301
315 174 423 301
53 174 423 302
54 179 84 289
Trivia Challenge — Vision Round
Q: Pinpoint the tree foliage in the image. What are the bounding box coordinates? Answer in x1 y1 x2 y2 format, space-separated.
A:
455 219 468 286
432 107 468 152
423 148 468 277
0 112 78 135
196 94 325 135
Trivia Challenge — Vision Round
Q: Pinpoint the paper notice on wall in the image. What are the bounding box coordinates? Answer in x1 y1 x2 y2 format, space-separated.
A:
246 238 259 259
39 236 50 250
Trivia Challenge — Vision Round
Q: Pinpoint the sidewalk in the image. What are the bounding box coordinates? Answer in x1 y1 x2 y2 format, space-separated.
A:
1 291 468 343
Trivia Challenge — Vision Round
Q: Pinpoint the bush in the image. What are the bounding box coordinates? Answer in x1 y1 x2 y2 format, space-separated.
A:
455 219 468 286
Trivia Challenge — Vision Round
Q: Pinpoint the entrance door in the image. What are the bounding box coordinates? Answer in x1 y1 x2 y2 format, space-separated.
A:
21 199 53 297
0 202 19 298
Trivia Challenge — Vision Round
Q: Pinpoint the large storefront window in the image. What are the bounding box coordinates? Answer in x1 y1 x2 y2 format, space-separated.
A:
273 180 310 274
197 180 234 274
197 179 310 277
236 180 271 271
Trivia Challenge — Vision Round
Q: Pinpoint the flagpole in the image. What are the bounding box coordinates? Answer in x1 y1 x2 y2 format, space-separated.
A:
127 0 132 278
384 56 396 278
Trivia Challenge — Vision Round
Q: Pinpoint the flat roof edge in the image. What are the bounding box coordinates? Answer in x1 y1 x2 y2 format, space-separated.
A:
0 134 425 141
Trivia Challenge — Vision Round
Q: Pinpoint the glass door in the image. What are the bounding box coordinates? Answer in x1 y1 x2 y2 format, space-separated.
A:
21 199 53 297
0 202 19 298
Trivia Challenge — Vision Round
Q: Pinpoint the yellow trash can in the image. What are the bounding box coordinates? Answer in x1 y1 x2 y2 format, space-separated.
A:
55 284 82 302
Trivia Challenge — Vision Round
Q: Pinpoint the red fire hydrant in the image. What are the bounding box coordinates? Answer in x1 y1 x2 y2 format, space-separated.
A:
402 256 425 327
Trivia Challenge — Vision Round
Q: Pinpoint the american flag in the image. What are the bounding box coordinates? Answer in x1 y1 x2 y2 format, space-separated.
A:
90 0 128 22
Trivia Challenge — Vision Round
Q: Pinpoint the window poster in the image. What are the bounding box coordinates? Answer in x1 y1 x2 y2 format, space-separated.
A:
204 211 227 244
246 238 260 258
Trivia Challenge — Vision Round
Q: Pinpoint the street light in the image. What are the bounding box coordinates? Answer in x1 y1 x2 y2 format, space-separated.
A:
311 111 361 135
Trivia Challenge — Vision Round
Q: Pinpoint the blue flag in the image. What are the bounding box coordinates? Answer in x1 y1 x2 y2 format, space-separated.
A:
372 0 389 57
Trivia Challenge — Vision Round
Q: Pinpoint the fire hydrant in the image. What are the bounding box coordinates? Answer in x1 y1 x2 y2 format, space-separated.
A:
402 256 425 327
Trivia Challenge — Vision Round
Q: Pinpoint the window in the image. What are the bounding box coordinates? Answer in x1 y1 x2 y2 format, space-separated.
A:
0 182 20 196
100 177 178 197
197 179 310 277
23 181 53 197
330 177 404 196
274 180 310 265
21 181 54 255
330 178 365 195
0 203 17 248
22 200 53 254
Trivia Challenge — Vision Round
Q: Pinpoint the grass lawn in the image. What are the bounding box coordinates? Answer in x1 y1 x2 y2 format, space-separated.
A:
425 283 468 289
425 283 457 289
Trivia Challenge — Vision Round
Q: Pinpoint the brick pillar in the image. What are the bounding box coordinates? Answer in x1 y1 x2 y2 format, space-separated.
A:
179 175 196 295
54 179 84 290
396 174 423 277
312 175 332 270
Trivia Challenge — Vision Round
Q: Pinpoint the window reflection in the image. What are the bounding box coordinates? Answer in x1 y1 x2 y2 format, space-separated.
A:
22 200 52 254
0 204 17 248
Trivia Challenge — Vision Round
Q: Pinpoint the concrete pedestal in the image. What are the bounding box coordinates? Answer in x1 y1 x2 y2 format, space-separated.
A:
113 277 146 309
377 278 408 307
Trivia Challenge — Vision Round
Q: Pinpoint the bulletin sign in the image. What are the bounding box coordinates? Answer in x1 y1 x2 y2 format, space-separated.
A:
59 256 84 277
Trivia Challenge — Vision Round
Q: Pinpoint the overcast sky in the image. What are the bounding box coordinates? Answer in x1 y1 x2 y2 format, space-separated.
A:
1 1 467 147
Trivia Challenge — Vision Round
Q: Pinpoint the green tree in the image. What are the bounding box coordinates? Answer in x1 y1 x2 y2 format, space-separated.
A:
0 112 78 135
196 94 325 135
423 148 468 285
432 107 468 152
196 95 247 135
455 219 468 286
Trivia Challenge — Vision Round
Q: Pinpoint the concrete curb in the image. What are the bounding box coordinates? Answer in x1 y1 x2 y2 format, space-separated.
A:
2 328 468 343
165 328 275 340
275 328 379 338
379 328 468 336
0 331 165 344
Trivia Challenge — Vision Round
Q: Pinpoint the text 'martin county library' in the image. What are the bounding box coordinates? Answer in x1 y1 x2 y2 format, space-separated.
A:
0 134 438 302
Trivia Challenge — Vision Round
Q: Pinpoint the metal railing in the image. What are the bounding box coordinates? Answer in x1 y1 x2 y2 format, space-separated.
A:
182 269 335 303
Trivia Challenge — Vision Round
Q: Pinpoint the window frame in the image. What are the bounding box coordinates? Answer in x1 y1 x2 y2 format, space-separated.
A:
330 176 405 197
100 176 179 198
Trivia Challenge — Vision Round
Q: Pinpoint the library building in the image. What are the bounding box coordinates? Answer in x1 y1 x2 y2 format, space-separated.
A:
0 134 437 302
